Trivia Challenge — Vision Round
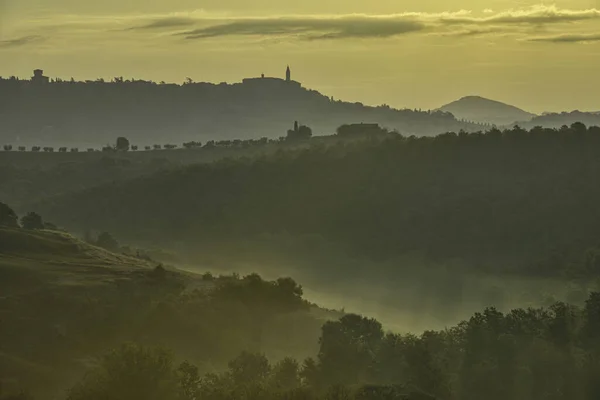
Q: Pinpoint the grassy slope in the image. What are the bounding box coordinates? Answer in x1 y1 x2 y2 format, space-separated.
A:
0 228 339 399
0 228 160 396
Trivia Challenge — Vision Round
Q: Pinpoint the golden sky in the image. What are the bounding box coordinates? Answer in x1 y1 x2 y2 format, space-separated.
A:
2 0 600 113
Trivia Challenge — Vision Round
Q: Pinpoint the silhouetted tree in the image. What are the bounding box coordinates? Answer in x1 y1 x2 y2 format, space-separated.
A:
20 212 44 230
96 232 120 252
0 202 18 227
116 137 130 152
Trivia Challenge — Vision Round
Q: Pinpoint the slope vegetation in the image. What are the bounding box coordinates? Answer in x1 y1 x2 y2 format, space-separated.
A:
36 124 600 279
0 228 331 399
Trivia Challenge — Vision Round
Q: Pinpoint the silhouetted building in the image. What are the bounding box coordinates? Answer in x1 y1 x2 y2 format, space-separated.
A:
31 69 49 83
337 123 387 137
242 66 301 88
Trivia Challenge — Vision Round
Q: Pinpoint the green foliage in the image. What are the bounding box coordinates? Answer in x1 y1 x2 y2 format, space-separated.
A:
37 123 600 279
67 344 179 400
228 352 271 385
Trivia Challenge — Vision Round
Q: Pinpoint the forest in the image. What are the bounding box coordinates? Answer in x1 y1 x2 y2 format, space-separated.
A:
5 122 600 400
32 123 600 280
2 209 600 400
61 291 600 400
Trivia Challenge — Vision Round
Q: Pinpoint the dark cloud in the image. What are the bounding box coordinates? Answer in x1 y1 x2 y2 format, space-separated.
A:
129 17 196 31
529 33 600 43
179 17 426 40
443 28 504 37
0 35 43 48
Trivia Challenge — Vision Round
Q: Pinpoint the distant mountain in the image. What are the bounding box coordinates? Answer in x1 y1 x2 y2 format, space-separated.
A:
511 110 600 130
437 96 536 126
0 75 483 147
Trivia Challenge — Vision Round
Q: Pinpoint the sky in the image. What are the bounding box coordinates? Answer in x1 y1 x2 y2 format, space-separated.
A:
1 0 600 113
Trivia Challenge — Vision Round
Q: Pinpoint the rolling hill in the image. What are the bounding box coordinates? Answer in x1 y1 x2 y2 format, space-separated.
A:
437 96 536 126
0 76 483 148
34 124 600 279
0 227 332 399
510 110 600 129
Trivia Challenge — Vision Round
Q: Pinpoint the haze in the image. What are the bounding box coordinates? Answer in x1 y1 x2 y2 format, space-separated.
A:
2 0 600 113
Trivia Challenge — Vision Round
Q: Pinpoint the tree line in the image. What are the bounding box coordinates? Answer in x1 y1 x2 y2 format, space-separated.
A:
0 202 55 230
20 290 600 400
1 124 317 154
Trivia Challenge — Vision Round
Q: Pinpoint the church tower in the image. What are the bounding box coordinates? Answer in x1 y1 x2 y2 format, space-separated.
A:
286 65 291 82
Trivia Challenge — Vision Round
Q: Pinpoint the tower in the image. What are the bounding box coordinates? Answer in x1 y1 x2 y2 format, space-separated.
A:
286 65 291 82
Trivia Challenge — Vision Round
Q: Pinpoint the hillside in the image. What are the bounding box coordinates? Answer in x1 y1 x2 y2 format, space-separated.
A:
35 123 600 280
0 134 330 208
0 76 483 148
511 110 600 129
0 227 332 399
437 96 535 126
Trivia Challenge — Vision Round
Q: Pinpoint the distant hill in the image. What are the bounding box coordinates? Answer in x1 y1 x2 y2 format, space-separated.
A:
0 75 483 147
511 110 600 129
437 96 536 126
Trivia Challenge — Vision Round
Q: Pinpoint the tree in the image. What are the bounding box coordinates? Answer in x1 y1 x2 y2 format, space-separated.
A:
0 202 18 227
270 358 301 390
20 212 44 230
228 352 270 385
116 137 130 151
67 344 179 400
318 314 384 386
177 361 201 400
96 232 120 251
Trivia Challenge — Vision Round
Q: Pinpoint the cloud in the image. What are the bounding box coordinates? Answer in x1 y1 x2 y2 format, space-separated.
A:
128 17 197 31
441 5 600 25
529 33 600 43
179 16 427 40
162 5 600 41
4 5 600 46
0 35 42 48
